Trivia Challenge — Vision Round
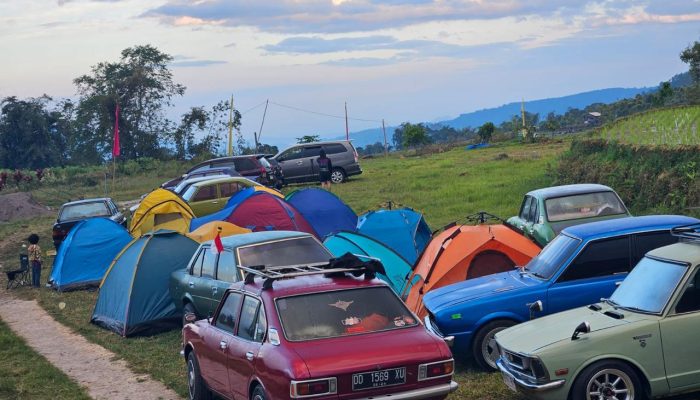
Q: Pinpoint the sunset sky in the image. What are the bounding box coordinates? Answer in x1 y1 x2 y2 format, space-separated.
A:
1 0 699 147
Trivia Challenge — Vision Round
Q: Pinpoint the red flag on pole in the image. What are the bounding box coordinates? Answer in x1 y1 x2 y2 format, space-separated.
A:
213 227 224 254
112 103 120 158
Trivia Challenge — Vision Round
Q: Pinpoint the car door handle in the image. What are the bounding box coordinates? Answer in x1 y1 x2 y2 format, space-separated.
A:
219 341 228 350
246 351 254 361
295 161 303 165
211 286 218 294
188 282 195 288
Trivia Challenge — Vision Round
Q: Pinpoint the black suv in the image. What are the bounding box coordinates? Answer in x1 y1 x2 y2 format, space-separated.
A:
273 140 362 184
186 155 280 188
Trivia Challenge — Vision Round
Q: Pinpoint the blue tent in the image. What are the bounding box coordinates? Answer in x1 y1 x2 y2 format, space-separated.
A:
356 208 432 264
286 188 357 238
91 230 199 337
224 187 256 208
324 231 413 296
49 218 132 291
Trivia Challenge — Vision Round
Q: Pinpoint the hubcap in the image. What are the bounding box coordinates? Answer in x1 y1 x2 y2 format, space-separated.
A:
481 327 507 369
187 359 195 399
586 369 634 400
331 171 343 183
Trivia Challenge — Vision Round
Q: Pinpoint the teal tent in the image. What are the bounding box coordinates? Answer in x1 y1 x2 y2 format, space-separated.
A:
357 208 431 264
324 231 413 295
49 218 132 291
91 230 199 337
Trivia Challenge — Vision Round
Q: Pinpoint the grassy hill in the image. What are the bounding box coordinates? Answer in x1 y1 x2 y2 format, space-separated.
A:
593 105 700 146
0 140 569 399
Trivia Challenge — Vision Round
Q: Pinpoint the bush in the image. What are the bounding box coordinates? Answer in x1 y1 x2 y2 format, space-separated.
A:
553 139 700 215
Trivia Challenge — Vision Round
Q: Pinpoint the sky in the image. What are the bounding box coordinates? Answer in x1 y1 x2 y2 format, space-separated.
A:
1 0 699 148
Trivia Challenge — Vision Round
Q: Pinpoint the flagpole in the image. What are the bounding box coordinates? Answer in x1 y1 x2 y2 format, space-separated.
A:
228 94 234 156
112 101 120 195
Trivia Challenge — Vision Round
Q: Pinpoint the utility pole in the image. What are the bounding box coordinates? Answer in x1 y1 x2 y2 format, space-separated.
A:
228 94 234 156
257 99 269 153
382 119 388 157
345 101 349 141
520 98 527 140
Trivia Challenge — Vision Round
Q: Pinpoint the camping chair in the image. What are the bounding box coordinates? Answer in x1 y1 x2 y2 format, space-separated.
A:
6 254 30 289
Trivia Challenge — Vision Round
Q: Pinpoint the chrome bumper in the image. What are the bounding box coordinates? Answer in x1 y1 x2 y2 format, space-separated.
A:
357 381 458 400
496 359 565 392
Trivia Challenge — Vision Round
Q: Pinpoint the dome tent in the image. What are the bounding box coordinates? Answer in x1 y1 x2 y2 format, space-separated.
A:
356 208 432 264
190 191 316 236
286 188 357 238
324 231 413 295
186 220 251 243
91 230 199 337
129 188 195 236
49 218 132 291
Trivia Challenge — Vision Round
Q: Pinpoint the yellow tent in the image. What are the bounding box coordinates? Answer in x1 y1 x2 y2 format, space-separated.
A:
129 189 196 237
253 186 284 198
186 221 251 243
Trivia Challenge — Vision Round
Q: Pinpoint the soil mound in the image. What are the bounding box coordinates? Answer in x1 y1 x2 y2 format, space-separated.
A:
0 192 53 222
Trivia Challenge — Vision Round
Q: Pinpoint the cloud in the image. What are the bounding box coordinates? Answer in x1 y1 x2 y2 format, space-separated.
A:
171 55 227 68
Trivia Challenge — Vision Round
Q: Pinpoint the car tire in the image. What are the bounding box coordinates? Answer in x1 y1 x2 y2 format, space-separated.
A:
187 351 212 400
331 168 346 184
182 303 197 326
251 384 267 400
472 320 516 371
571 360 645 400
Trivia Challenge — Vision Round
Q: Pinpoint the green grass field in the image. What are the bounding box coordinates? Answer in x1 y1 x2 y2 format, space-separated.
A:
0 140 570 399
594 105 700 146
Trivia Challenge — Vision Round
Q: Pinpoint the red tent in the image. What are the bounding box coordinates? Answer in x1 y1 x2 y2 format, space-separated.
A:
190 192 316 237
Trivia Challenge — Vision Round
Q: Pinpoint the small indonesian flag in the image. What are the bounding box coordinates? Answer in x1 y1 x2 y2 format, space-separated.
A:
213 227 224 254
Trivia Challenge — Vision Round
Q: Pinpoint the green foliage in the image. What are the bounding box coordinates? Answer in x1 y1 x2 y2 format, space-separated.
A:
477 122 495 143
296 135 321 144
593 105 700 146
400 122 431 148
681 39 700 83
553 140 700 216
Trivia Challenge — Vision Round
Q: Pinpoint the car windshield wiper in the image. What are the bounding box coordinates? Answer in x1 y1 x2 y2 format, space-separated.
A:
601 298 619 308
522 267 546 279
615 305 655 315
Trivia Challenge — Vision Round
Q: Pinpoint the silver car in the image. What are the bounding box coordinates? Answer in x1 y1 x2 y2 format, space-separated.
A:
273 140 362 184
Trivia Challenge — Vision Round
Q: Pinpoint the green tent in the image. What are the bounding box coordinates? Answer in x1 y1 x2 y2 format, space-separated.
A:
91 230 199 337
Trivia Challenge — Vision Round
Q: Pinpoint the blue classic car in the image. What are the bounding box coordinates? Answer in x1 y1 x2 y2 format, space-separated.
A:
423 215 699 371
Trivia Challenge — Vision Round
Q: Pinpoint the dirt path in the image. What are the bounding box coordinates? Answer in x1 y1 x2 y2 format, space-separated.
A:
0 297 182 400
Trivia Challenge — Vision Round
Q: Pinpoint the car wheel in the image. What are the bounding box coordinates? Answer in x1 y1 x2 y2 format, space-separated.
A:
331 168 346 184
182 303 197 326
472 320 516 371
251 385 267 400
187 351 212 400
571 360 645 400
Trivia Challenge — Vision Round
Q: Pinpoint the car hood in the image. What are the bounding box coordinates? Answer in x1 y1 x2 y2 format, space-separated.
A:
495 304 648 354
423 270 538 313
287 327 445 377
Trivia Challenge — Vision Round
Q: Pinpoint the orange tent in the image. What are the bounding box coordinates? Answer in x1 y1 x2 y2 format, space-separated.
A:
186 221 251 243
403 223 541 317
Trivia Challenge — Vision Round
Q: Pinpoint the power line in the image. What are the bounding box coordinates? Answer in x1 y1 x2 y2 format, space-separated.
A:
268 100 382 123
240 101 268 115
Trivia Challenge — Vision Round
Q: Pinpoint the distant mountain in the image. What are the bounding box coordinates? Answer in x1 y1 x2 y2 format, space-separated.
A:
333 86 652 147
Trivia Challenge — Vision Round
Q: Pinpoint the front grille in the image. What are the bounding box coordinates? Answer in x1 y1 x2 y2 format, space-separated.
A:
502 350 537 382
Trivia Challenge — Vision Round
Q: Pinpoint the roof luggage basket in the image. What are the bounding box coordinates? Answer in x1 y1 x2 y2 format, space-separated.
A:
239 253 386 290
671 222 700 241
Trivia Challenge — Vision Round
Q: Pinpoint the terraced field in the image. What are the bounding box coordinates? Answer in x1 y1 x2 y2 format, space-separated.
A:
594 105 700 146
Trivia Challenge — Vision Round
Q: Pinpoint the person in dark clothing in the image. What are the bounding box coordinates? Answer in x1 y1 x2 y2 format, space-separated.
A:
317 149 333 190
27 233 42 288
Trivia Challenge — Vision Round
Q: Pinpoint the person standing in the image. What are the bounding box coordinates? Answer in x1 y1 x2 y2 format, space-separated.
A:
317 149 333 190
27 234 42 288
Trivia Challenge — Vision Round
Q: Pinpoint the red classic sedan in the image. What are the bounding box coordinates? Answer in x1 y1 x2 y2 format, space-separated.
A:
182 260 458 400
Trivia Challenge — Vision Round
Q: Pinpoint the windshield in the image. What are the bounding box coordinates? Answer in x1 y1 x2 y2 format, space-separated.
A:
59 202 110 221
238 237 332 267
277 287 418 341
545 192 627 222
610 257 687 314
525 234 581 280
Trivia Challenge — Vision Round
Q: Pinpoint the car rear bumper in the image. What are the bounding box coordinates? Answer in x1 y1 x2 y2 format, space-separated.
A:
355 381 458 400
345 164 363 177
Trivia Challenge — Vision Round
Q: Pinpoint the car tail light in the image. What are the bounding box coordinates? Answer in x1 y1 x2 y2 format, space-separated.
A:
418 359 454 381
290 378 337 398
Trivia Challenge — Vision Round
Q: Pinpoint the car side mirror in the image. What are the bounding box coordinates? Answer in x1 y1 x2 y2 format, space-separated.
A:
184 312 197 324
527 300 543 320
571 321 591 341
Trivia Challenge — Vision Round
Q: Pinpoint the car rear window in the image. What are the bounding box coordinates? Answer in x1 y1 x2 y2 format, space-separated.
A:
237 237 332 267
276 287 418 341
234 158 258 171
59 202 110 221
324 143 347 154
545 192 627 222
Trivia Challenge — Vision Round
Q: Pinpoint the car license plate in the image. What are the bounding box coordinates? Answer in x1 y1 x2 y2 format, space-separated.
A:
352 367 406 391
503 373 517 392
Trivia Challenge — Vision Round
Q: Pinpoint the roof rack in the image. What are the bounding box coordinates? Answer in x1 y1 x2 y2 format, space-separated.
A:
671 222 700 241
239 253 386 290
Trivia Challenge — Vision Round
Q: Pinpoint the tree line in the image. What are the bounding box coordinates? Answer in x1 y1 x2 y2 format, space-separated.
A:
0 45 275 170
